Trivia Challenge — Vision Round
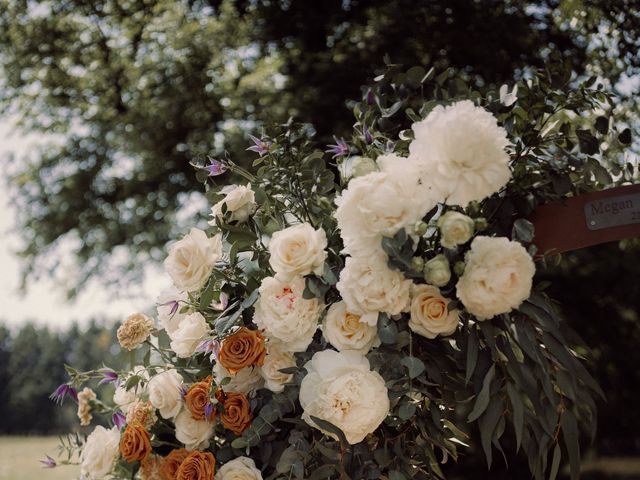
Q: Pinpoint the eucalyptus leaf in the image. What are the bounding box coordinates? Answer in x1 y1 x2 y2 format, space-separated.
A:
468 365 495 422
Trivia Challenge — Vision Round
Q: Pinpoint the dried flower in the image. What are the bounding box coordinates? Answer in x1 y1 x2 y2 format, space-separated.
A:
117 313 155 350
77 387 97 426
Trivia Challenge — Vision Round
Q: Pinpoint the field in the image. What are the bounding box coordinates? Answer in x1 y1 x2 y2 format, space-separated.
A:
0 436 79 480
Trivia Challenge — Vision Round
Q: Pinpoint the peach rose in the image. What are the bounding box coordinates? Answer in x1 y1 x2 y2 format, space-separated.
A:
219 391 252 435
120 421 151 463
161 448 190 480
409 284 460 339
218 327 266 374
176 451 216 480
185 376 213 421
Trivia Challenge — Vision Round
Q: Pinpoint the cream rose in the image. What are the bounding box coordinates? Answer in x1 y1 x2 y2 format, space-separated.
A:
80 426 120 479
336 255 411 326
148 369 184 419
164 228 223 292
409 284 459 339
258 342 296 393
322 301 380 354
456 236 535 320
217 456 263 480
252 276 322 352
213 362 264 396
113 366 148 411
437 211 475 249
268 223 327 280
423 254 451 287
174 410 214 451
209 183 256 224
169 312 210 358
157 286 190 335
409 100 511 207
299 350 389 445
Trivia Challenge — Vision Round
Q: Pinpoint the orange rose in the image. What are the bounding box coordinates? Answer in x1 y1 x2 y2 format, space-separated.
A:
176 450 216 480
140 454 163 480
161 448 190 480
219 391 252 435
218 327 266 374
185 376 213 421
120 421 152 463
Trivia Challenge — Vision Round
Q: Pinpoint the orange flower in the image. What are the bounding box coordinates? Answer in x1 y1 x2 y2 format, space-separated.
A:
120 421 151 463
161 448 190 480
218 327 266 374
219 391 252 435
176 450 216 480
185 376 213 421
140 454 163 480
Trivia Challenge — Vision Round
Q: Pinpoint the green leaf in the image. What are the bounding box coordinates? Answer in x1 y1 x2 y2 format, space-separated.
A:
549 443 562 480
199 278 215 310
466 328 479 383
231 437 247 449
468 365 495 422
561 410 581 480
308 465 337 480
388 470 407 480
618 127 632 145
594 116 608 134
576 129 599 155
506 383 524 451
512 218 535 243
377 314 398 344
478 396 503 469
400 356 425 379
398 402 417 420
310 416 348 445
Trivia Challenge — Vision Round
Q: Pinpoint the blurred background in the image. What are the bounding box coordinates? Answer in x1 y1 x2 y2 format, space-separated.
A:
0 1 638 479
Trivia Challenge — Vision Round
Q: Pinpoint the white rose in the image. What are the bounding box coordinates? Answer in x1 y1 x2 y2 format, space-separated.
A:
335 157 435 256
437 211 475 249
252 276 322 352
157 286 190 335
336 255 411 326
209 183 256 224
164 228 223 292
169 312 209 358
322 301 380 354
268 223 328 280
80 426 120 479
217 456 263 480
213 363 264 396
258 342 296 393
113 366 148 411
338 155 378 182
148 369 183 419
299 350 389 445
409 100 511 207
423 254 451 287
409 284 459 339
174 410 214 451
456 236 535 320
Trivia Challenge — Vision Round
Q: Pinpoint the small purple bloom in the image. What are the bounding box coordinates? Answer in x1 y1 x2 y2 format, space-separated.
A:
49 384 77 405
112 411 126 430
196 339 221 360
326 137 349 158
40 455 57 469
204 402 214 421
385 140 397 153
210 292 229 311
204 158 227 177
179 385 189 399
363 125 373 144
246 134 272 157
160 300 180 317
365 89 375 105
98 368 119 386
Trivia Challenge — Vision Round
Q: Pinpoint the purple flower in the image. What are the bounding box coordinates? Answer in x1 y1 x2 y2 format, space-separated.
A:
40 455 57 469
204 402 214 421
363 125 373 144
112 411 126 430
160 299 180 317
246 134 272 157
98 368 119 386
365 89 375 105
49 384 78 405
326 137 349 158
204 158 227 177
196 339 221 360
179 385 189 400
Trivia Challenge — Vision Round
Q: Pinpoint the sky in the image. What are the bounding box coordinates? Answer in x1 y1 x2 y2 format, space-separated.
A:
0 120 169 331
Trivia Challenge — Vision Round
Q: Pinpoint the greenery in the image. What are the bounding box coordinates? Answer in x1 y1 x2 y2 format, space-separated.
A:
0 0 638 291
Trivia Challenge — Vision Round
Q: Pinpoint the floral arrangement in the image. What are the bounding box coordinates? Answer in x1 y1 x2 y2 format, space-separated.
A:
47 62 632 480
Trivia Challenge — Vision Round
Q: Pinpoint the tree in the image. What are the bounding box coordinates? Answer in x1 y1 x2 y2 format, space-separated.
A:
0 0 638 290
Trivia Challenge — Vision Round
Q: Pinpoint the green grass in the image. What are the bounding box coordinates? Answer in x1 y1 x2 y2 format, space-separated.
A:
0 436 80 480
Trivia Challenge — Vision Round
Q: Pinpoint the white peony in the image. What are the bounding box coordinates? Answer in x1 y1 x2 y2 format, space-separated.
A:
80 426 120 479
113 366 148 411
268 223 328 280
213 362 264 396
322 301 380 354
437 211 475 249
156 286 190 335
169 312 210 358
409 284 459 339
299 350 389 445
174 410 214 451
335 156 435 256
409 100 511 207
217 456 264 480
147 369 183 419
258 341 296 393
252 276 322 352
336 255 411 326
456 236 535 320
209 183 256 224
164 228 223 292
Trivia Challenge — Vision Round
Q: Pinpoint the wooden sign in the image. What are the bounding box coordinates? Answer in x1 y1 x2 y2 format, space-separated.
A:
529 184 640 255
